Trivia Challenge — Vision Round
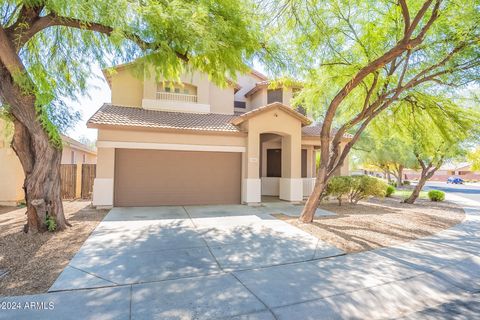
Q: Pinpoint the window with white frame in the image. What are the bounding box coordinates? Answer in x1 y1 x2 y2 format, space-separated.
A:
156 83 198 103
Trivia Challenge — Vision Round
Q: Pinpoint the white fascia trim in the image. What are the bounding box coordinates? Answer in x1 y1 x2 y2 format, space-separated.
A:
97 141 246 153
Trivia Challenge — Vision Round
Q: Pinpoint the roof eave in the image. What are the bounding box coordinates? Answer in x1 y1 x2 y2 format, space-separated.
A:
230 102 311 127
87 122 246 136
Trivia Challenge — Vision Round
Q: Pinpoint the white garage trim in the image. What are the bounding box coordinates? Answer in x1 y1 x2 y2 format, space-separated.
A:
97 141 246 153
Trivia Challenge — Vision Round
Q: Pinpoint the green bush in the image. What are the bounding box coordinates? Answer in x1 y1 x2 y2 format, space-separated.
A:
326 175 388 205
349 175 388 204
45 214 57 232
428 190 445 202
403 180 411 186
386 185 395 197
326 176 352 205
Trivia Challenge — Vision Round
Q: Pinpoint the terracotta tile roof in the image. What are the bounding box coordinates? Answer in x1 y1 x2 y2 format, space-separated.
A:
87 104 352 139
87 104 241 133
60 134 97 154
302 124 354 139
301 125 322 136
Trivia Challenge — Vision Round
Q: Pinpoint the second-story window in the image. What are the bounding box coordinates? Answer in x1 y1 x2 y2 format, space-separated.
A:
156 83 198 103
267 88 283 104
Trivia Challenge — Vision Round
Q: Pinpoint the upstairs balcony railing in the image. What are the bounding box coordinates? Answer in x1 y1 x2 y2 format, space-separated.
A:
156 91 198 103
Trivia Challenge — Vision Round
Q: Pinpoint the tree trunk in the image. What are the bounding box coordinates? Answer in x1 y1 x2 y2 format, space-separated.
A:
397 165 404 186
403 165 436 204
0 66 68 233
299 168 327 222
403 174 427 204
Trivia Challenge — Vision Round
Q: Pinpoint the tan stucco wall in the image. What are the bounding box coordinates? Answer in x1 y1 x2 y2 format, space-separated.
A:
98 128 246 146
61 145 97 164
244 107 302 179
142 66 234 114
0 121 24 205
96 147 115 179
110 66 144 107
282 87 294 107
248 90 268 110
235 73 260 103
209 83 234 114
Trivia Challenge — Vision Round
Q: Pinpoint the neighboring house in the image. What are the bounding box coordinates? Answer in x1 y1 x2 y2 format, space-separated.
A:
404 162 480 182
0 120 97 206
88 62 351 208
61 135 97 165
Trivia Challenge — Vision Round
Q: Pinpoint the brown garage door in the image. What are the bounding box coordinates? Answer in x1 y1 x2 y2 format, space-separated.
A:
114 149 242 206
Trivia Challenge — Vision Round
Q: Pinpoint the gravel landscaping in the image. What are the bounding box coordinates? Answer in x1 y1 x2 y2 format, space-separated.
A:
275 196 465 253
0 201 108 296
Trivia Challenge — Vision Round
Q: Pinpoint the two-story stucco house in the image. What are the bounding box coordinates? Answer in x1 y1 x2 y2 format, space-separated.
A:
88 62 350 208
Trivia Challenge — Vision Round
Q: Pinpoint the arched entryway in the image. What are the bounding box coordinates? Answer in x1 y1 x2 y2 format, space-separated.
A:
231 102 311 204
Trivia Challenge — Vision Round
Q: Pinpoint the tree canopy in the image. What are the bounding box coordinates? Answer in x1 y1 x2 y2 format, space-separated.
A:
354 128 417 185
260 0 480 221
380 92 479 202
0 0 264 140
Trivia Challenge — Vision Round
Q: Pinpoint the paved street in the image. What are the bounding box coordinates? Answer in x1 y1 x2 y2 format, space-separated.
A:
425 181 480 203
0 189 479 319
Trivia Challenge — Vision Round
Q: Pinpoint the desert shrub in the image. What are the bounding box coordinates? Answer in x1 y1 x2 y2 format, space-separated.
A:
428 190 445 202
326 176 352 205
348 175 388 204
386 185 395 197
45 214 57 232
326 175 387 205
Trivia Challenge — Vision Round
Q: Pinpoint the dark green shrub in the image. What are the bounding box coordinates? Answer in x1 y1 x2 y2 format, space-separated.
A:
386 185 395 197
428 190 445 202
326 176 352 205
349 175 388 204
326 175 388 205
403 180 411 186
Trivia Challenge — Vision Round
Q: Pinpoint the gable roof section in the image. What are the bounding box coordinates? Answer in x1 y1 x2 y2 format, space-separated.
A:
244 79 304 98
250 69 268 81
87 104 241 133
230 102 311 126
61 135 97 155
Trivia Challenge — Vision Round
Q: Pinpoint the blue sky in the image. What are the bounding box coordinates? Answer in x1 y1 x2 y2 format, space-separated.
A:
65 64 111 142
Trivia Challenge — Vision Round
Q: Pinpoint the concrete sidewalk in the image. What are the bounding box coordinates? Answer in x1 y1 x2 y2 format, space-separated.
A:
0 197 479 319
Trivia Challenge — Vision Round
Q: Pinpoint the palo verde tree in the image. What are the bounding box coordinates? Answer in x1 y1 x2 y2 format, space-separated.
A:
385 93 479 204
263 0 480 222
0 0 263 232
354 130 417 186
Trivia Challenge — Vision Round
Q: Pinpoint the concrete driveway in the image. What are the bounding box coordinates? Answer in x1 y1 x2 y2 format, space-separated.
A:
1 197 479 319
49 203 342 289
